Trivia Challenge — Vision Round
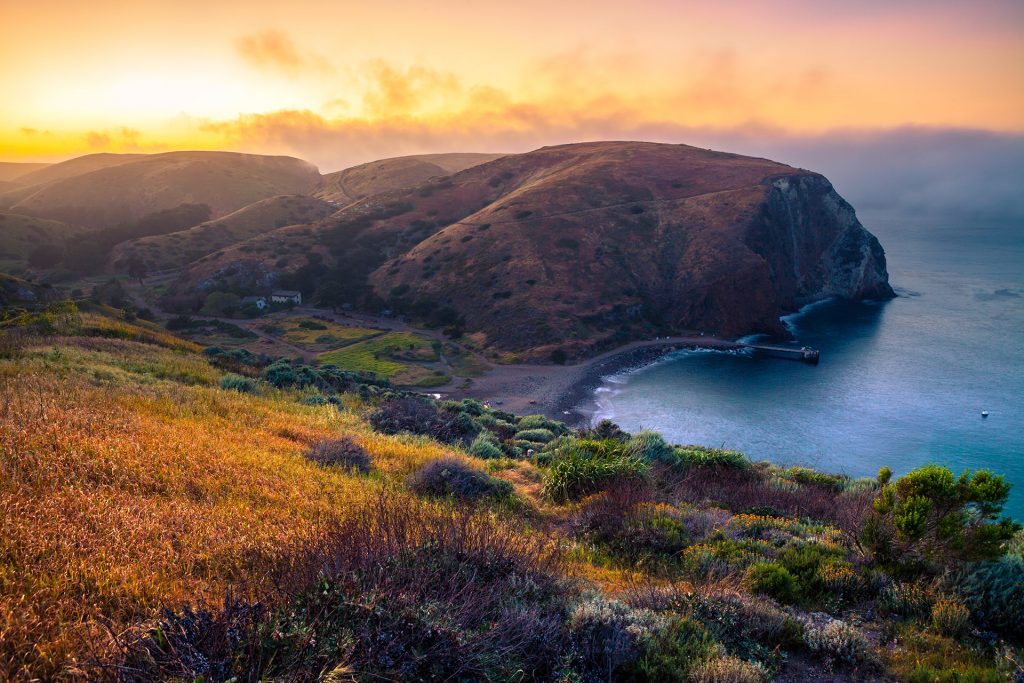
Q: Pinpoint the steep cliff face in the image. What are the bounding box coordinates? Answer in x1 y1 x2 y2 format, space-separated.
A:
749 175 893 305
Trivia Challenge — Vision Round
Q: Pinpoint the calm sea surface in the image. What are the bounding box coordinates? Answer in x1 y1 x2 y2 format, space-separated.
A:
584 210 1024 518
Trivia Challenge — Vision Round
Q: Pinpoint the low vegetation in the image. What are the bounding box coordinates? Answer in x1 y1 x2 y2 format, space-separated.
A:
1 303 1021 682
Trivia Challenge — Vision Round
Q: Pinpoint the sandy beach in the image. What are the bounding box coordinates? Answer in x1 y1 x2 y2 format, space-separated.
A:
441 335 735 424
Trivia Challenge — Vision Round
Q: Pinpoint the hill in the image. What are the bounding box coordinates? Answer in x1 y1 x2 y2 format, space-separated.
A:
175 141 892 360
3 151 320 228
0 162 52 183
1 303 1019 682
313 152 504 204
110 195 335 273
0 212 86 273
8 153 143 187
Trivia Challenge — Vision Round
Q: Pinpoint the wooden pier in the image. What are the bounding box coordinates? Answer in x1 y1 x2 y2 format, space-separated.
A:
679 339 821 364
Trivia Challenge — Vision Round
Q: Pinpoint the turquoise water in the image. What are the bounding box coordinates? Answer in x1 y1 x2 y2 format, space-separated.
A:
586 210 1024 518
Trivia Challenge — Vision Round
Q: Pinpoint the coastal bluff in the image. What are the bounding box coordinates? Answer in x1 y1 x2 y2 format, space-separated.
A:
174 141 894 360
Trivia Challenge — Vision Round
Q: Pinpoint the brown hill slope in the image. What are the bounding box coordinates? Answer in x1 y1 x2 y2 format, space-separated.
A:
175 141 892 358
314 153 504 204
110 195 334 273
0 212 85 273
6 152 319 228
12 153 143 187
0 162 52 183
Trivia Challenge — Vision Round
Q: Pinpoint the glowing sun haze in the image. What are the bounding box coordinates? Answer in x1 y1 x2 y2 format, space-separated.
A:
2 0 1022 170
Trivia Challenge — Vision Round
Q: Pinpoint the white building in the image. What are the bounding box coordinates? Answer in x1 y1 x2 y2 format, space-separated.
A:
271 290 302 305
242 295 268 310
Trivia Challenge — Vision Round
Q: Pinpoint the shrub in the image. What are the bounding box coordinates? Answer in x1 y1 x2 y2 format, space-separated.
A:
306 438 372 473
744 563 798 604
878 581 932 619
250 493 568 681
219 373 257 393
543 440 650 503
785 466 846 491
636 617 720 681
517 414 567 434
370 397 478 445
296 319 327 330
672 445 750 470
802 617 873 666
468 431 504 460
568 596 674 679
688 655 769 683
952 557 1024 640
868 464 1020 566
407 457 513 502
515 428 556 443
930 598 970 636
624 430 675 463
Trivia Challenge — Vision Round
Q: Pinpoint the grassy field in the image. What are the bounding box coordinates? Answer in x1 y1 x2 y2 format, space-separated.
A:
318 331 448 386
0 337 460 680
270 315 381 351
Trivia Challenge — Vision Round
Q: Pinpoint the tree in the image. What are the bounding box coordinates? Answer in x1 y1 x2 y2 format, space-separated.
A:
866 464 1020 567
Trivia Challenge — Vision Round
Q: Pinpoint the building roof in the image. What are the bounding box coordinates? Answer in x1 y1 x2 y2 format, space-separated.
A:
271 290 302 297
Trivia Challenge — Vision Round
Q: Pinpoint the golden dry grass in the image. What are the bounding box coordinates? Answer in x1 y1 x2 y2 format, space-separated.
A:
0 338 470 681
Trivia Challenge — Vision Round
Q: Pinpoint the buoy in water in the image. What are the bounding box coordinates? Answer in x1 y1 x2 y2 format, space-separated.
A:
981 411 989 418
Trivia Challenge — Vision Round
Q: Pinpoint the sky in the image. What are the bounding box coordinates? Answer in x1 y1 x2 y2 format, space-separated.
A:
1 0 1023 174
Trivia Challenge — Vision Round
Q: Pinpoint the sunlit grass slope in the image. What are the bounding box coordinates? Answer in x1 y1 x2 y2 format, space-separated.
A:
0 337 457 679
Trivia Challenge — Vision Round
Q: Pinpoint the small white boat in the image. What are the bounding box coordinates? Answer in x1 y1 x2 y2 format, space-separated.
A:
981 411 989 418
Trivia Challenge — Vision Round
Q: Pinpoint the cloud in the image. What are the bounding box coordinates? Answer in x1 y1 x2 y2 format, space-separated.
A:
235 30 334 75
84 127 144 151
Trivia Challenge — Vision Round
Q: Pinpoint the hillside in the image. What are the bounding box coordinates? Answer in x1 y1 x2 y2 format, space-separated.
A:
313 152 504 204
7 153 143 187
3 151 320 228
0 212 86 273
175 141 892 359
1 303 1020 682
0 162 52 183
110 195 335 273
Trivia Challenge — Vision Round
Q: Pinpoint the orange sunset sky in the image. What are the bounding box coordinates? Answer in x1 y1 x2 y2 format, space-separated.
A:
2 0 1022 170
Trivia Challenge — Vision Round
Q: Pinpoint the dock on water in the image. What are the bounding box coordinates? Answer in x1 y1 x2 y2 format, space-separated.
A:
679 338 821 364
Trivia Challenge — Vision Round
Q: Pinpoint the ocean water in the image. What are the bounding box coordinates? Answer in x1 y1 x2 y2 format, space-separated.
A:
585 210 1024 518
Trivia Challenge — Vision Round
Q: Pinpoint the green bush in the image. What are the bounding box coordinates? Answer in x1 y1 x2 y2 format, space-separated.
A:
953 557 1024 640
219 373 257 393
635 617 719 681
671 445 749 470
869 464 1020 566
744 563 798 603
543 440 649 503
624 430 675 463
930 598 970 636
775 543 847 604
517 414 567 434
878 581 932 619
468 432 504 460
785 466 846 491
514 428 556 444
